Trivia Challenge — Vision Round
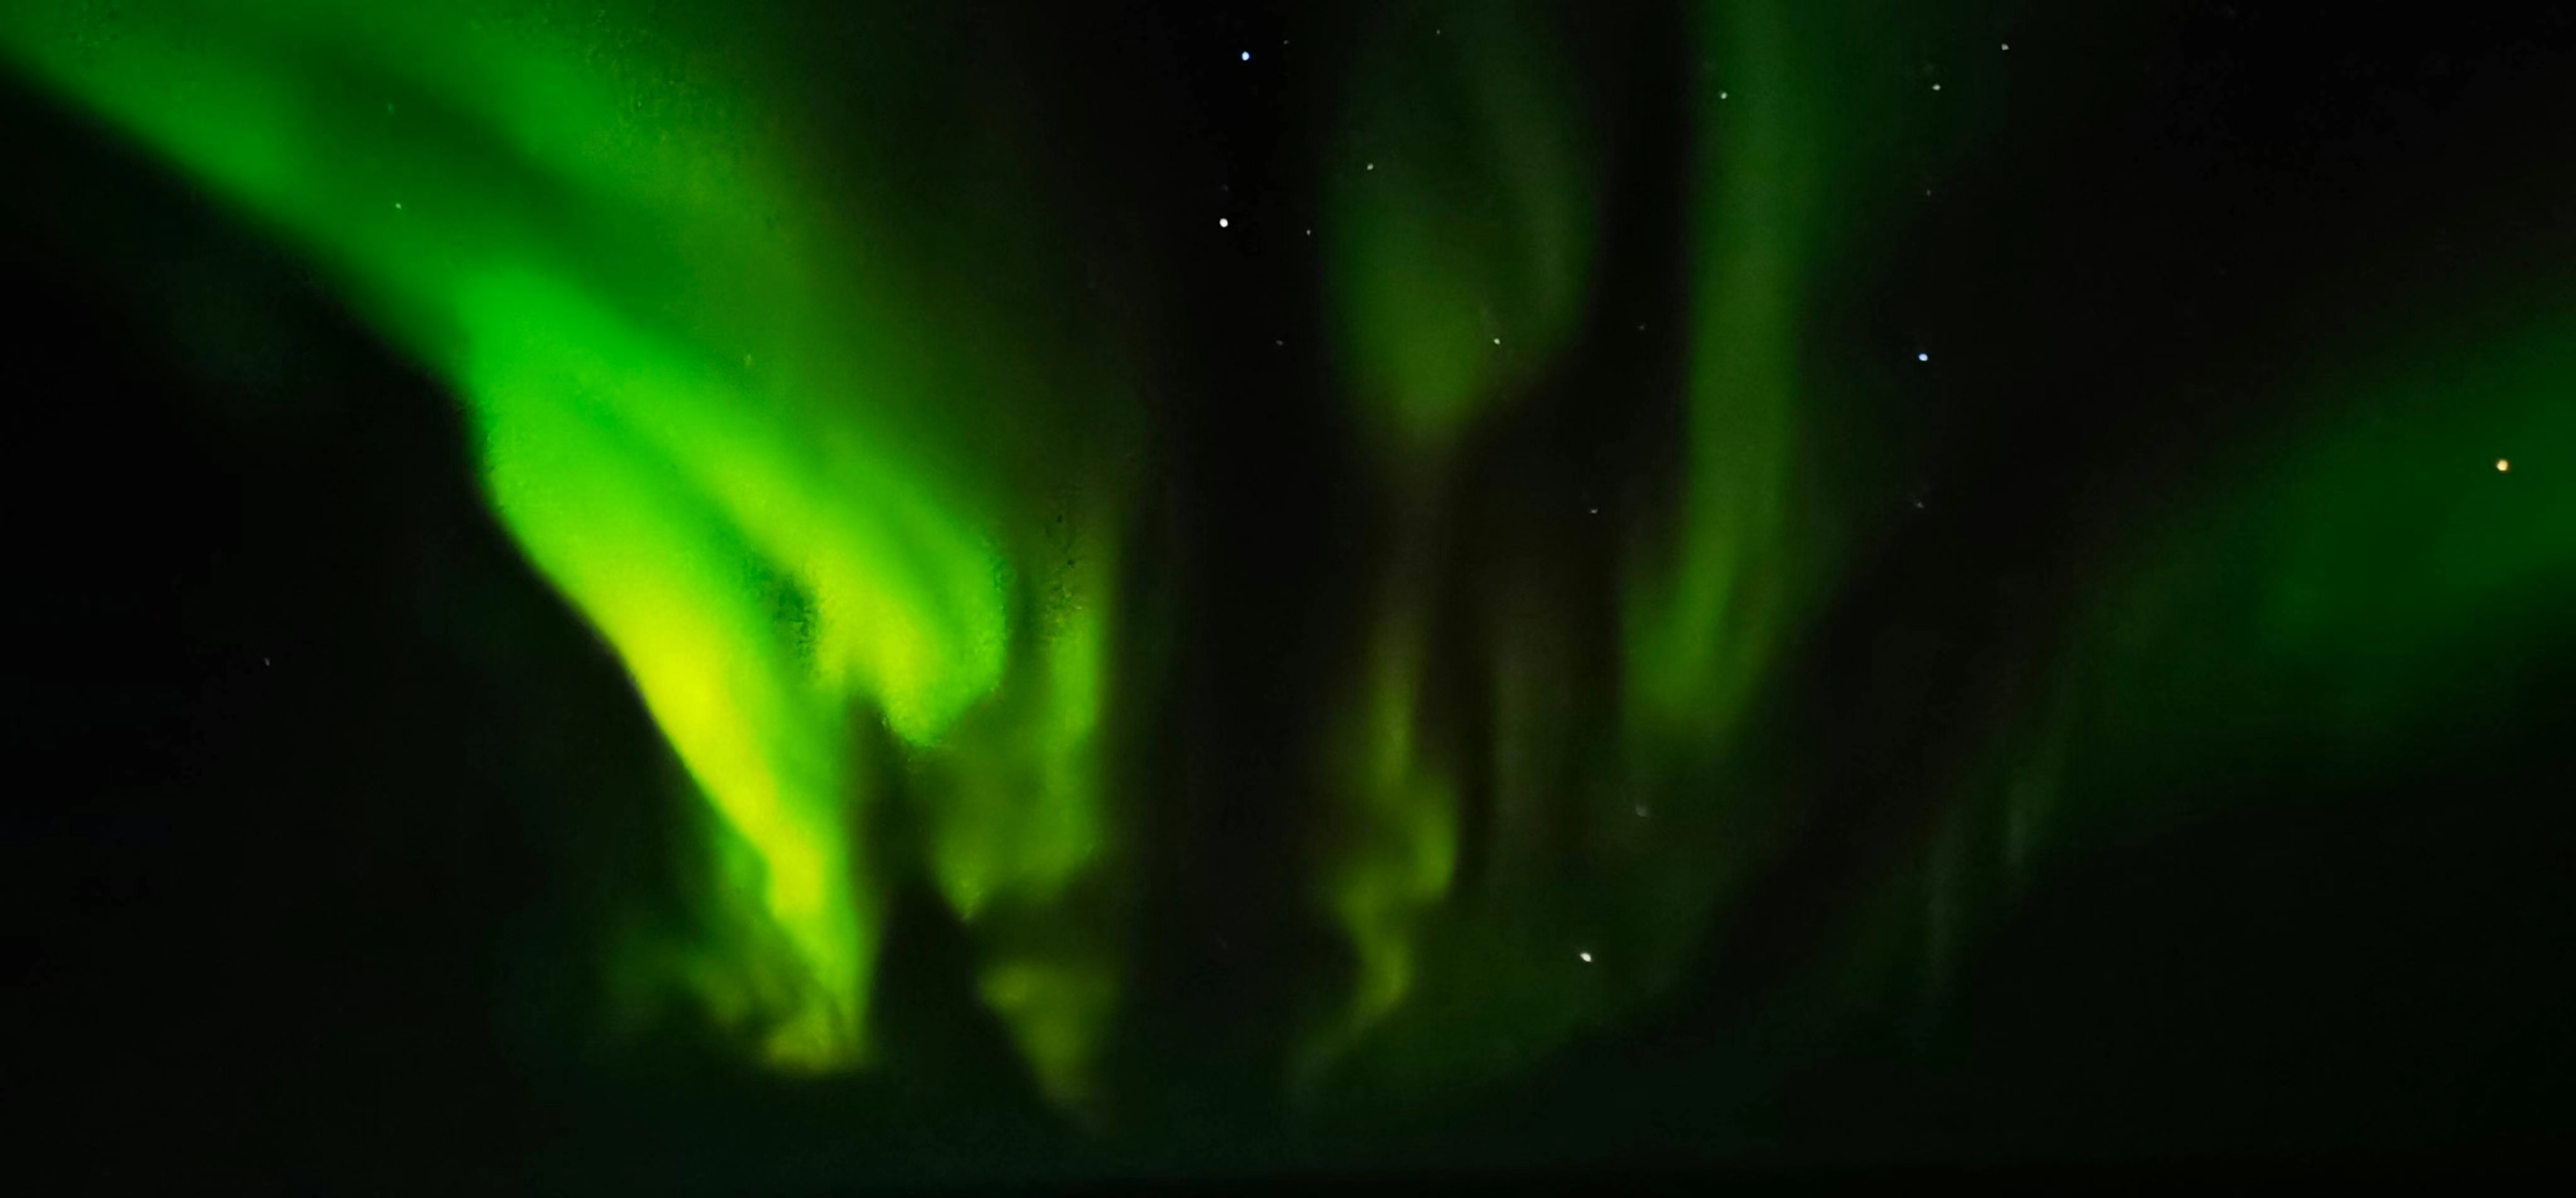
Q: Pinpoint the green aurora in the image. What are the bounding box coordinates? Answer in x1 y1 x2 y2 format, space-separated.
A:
0 0 1138 1107
9 0 2572 1138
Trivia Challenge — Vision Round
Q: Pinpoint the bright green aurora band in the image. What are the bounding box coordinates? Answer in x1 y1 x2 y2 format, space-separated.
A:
0 0 1133 1108
11 0 2571 1129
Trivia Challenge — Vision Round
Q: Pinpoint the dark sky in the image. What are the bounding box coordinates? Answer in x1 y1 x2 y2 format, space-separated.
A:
5 2 2575 1189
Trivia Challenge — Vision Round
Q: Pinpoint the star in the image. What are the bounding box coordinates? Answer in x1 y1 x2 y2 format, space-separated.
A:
1578 951 1594 963
1240 51 1250 62
2497 459 2511 472
1218 217 1229 229
1917 352 1930 362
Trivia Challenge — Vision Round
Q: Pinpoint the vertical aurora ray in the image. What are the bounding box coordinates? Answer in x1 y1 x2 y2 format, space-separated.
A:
0 0 1133 1092
1300 0 1981 1107
1309 0 1595 1086
905 486 1131 1113
1621 0 1813 746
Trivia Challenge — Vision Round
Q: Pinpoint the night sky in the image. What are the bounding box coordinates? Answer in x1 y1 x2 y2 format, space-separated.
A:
6 2 2576 1189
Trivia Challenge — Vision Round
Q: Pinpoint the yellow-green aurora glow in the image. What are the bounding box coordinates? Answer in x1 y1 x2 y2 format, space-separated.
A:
0 0 1133 1099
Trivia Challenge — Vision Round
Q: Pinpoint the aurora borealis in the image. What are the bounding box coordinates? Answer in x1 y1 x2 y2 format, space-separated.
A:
9 0 2576 1185
2 0 1149 1102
